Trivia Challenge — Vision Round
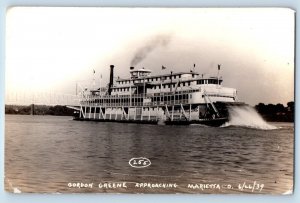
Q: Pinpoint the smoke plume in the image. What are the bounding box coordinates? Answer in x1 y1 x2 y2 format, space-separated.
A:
130 34 172 66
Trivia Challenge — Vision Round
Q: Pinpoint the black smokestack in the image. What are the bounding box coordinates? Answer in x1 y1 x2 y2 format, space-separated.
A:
108 65 114 95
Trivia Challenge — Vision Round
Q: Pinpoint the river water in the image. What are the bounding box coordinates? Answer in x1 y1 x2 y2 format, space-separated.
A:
5 115 294 194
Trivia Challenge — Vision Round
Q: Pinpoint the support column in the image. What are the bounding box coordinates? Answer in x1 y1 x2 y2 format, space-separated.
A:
99 106 102 119
80 106 82 118
93 106 96 119
115 108 118 120
171 105 174 121
141 107 143 121
127 108 130 120
109 108 112 120
189 104 192 121
134 107 136 120
88 106 91 119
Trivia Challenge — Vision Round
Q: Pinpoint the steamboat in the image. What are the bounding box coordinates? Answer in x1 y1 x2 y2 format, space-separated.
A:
68 65 244 126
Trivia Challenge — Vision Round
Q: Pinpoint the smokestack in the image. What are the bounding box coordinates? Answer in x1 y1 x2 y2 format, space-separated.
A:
108 65 114 95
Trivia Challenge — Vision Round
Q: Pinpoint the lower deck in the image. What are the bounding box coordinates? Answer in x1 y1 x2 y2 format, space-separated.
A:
73 102 232 126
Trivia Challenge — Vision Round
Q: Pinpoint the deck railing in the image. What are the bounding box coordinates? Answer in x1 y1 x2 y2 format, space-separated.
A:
80 90 198 107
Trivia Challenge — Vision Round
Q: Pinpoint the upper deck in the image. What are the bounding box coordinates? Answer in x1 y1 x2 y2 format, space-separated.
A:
111 68 223 95
79 65 237 106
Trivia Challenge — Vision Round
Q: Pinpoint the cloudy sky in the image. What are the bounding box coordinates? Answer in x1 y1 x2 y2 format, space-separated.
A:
6 7 294 105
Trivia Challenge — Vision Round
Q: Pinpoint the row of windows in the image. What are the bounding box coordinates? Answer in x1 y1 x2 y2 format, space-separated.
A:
112 80 219 92
112 81 192 92
152 94 189 102
83 94 190 105
117 74 197 85
118 79 220 86
197 79 220 85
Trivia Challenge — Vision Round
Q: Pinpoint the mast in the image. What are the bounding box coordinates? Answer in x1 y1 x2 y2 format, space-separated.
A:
217 64 221 88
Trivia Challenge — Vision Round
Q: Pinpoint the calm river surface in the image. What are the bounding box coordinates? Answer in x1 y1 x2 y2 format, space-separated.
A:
5 115 294 194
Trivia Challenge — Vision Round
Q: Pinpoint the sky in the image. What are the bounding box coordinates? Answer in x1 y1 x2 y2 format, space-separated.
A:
5 7 295 106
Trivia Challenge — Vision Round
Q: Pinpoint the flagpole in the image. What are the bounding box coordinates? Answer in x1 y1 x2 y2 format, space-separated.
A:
76 82 78 96
217 64 220 88
100 74 102 95
92 69 96 90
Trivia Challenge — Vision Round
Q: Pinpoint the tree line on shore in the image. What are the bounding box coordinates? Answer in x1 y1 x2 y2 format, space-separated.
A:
5 101 294 122
5 105 74 116
254 101 294 122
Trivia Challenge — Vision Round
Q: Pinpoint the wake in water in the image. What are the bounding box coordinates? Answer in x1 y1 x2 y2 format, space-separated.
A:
222 105 277 130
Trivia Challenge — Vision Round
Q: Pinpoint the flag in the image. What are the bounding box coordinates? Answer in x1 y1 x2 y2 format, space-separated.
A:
194 63 196 67
162 65 166 70
100 74 102 79
218 64 221 70
130 66 134 70
93 69 95 74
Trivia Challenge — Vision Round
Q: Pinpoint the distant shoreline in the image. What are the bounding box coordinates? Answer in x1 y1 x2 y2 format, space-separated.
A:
5 102 294 122
5 105 74 116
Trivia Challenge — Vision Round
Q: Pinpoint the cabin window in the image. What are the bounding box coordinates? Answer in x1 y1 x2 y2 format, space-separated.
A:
188 82 190 86
183 82 186 86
